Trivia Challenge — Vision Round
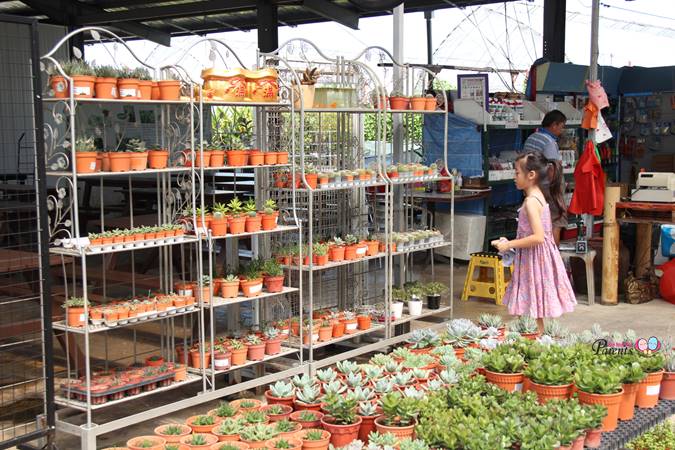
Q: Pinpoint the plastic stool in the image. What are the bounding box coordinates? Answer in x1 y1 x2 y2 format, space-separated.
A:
559 249 596 305
461 252 512 305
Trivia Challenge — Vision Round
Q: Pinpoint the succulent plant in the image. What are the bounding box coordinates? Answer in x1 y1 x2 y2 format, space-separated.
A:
269 380 294 398
316 368 338 383
477 313 504 329
438 368 460 385
295 384 320 404
292 374 314 388
322 379 347 396
373 378 394 394
358 401 378 417
345 372 363 388
336 360 360 375
239 424 278 442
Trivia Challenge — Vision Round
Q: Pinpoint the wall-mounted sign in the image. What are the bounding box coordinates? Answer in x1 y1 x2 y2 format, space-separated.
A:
457 74 489 110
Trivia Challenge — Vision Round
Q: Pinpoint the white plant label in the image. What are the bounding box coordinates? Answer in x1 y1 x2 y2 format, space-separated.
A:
79 314 85 322
514 383 523 392
312 333 319 341
54 81 66 93
215 358 230 367
89 162 96 170
646 384 660 396
356 247 367 255
74 86 90 96
250 284 262 294
120 88 137 97
346 323 358 331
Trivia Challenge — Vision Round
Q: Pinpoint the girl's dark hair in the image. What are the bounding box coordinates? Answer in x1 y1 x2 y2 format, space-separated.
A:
515 151 566 222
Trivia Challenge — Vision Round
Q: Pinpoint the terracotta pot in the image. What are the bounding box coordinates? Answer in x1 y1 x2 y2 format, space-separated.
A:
261 275 284 293
66 307 86 327
151 82 160 100
264 152 278 165
313 254 328 266
320 416 362 448
246 343 266 361
520 332 540 340
294 400 322 412
194 151 212 167
276 152 289 164
145 355 164 367
410 97 427 110
231 347 248 366
118 78 140 99
318 326 332 342
357 315 371 330
227 150 248 166
76 152 98 173
211 217 228 236
617 382 640 423
249 150 264 166
240 439 269 449
148 149 169 169
636 370 664 408
261 213 277 231
241 278 263 297
365 241 379 256
261 404 293 422
50 75 68 98
100 152 111 171
529 381 572 404
154 424 191 443
95 77 118 99
127 436 166 450
358 413 381 444
228 216 246 234
298 429 330 450
304 173 318 189
265 337 282 355
570 434 585 450
332 321 345 338
186 416 222 434
344 245 358 260
109 152 132 172
584 428 603 448
388 96 409 110
264 390 295 408
129 152 148 171
189 349 211 369
245 215 262 233
158 80 181 101
221 281 240 298
425 97 437 110
138 80 153 100
197 285 212 304
341 319 358 334
290 410 323 429
210 150 226 167
522 376 531 393
577 389 623 431
174 364 187 382
71 75 96 98
213 350 232 371
328 246 345 262
374 416 414 440
660 371 675 400
180 433 219 449
484 370 523 393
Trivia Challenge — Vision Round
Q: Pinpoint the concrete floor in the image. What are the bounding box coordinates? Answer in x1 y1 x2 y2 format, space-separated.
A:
50 260 674 450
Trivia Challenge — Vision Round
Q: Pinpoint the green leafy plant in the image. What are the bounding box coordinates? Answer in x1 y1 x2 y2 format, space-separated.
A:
524 349 574 385
406 329 440 349
274 419 297 433
63 296 88 308
239 424 278 442
191 415 215 426
574 364 622 394
509 316 538 334
93 65 119 78
423 282 448 296
266 404 285 415
271 439 292 449
482 347 525 374
161 425 185 435
227 197 244 216
477 313 503 329
399 438 430 450
216 418 245 435
303 429 325 441
239 399 257 409
75 136 96 152
186 434 208 446
298 410 319 421
378 391 418 426
295 384 320 404
627 422 675 450
322 392 358 425
368 431 399 447
316 368 337 383
263 199 278 214
638 352 666 373
126 138 146 153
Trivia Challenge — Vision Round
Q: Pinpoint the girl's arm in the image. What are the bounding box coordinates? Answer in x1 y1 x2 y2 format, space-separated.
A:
495 198 546 251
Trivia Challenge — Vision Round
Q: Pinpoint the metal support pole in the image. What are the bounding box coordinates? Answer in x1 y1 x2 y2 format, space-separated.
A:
424 10 433 89
393 4 405 286
257 0 278 53
585 0 600 240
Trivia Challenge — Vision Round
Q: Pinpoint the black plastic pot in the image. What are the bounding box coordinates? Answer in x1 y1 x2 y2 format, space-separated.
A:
427 294 441 310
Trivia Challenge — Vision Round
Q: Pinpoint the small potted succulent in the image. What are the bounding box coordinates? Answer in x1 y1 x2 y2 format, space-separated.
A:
265 380 295 407
388 91 409 110
357 401 382 443
152 424 191 443
212 417 246 442
245 334 266 361
261 199 279 231
320 393 362 447
263 259 285 293
74 136 98 174
239 423 279 449
374 392 418 440
179 432 218 449
126 436 166 450
263 327 283 355
289 410 324 429
423 282 447 310
296 428 330 450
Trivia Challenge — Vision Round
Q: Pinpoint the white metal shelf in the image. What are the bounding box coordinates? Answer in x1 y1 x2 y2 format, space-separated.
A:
43 98 289 108
187 346 298 377
52 305 199 334
204 225 299 241
47 167 190 177
286 324 386 350
49 235 199 256
54 373 202 411
210 286 299 308
390 305 452 327
301 107 447 114
392 240 452 256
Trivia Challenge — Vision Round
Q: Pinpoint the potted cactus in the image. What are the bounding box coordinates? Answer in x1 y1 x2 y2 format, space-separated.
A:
211 203 229 236
212 417 246 442
239 424 278 449
240 260 264 298
227 197 246 234
261 199 279 230
153 424 191 443
126 436 166 450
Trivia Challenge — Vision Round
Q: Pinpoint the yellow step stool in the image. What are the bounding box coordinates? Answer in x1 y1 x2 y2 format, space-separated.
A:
461 252 513 305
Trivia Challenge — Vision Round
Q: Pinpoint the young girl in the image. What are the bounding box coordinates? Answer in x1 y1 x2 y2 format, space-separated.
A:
492 151 576 333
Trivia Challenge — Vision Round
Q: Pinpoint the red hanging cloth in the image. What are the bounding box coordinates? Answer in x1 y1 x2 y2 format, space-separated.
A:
568 140 606 216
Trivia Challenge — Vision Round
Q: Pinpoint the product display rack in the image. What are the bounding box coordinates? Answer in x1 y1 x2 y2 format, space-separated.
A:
39 29 454 449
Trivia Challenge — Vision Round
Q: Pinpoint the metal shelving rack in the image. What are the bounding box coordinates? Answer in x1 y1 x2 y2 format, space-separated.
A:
37 29 454 449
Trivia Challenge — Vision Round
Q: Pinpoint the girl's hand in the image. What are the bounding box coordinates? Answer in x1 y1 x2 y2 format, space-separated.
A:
491 238 510 253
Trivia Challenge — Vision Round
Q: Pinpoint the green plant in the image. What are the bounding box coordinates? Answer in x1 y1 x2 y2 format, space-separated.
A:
212 202 228 217
477 313 503 329
266 404 285 415
298 410 319 421
216 418 245 435
75 136 96 152
165 445 181 450
263 259 284 277
368 431 399 447
638 352 666 373
482 347 525 374
344 234 358 245
399 438 429 450
93 65 119 78
274 419 297 433
239 399 257 409
423 282 448 296
135 439 159 448
161 425 184 435
272 438 292 449
239 424 278 442
313 242 329 256
406 329 440 349
336 360 360 375
132 67 152 80
295 384 320 404
216 444 242 450
379 391 418 426
63 296 88 308
291 374 314 388
187 434 208 446
191 415 215 426
263 199 278 214
574 364 622 394
303 429 325 441
524 350 574 385
227 197 244 216
627 422 675 450
322 392 358 425
373 378 394 394
509 316 539 334
61 59 95 76
242 199 257 217
126 138 146 152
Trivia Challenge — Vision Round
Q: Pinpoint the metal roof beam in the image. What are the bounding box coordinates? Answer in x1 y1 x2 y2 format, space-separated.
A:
76 0 255 25
20 0 171 45
302 0 359 29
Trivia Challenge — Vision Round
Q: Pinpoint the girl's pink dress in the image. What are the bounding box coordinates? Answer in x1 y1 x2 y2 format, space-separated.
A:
503 198 576 318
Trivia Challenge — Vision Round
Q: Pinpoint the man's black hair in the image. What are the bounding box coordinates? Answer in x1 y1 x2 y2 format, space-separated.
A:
541 110 567 127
